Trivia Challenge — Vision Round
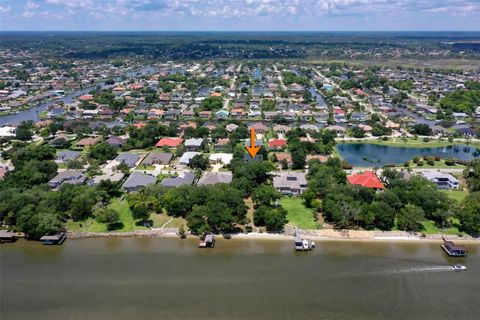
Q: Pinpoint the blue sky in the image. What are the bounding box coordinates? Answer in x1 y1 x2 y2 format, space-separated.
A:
0 0 479 31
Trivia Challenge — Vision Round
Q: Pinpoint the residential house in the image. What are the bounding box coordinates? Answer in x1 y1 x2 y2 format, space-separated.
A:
248 122 268 134
161 172 196 188
347 171 385 191
122 172 157 192
89 172 124 186
197 172 233 186
115 153 141 168
273 124 291 134
184 138 204 151
179 152 200 165
48 170 86 188
106 136 126 148
225 123 239 132
273 152 293 168
76 136 101 148
55 150 81 163
422 172 459 190
215 109 229 119
215 138 230 150
156 137 183 149
141 152 173 166
272 172 307 195
268 139 287 150
209 153 233 165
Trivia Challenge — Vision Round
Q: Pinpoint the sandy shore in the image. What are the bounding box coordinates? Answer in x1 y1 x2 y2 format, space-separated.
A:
67 228 480 244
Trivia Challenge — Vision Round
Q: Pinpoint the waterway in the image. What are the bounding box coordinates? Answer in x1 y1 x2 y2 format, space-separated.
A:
1 238 479 320
0 67 158 126
337 143 480 167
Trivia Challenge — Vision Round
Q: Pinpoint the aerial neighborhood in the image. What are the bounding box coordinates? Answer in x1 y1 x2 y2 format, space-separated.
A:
1 56 479 241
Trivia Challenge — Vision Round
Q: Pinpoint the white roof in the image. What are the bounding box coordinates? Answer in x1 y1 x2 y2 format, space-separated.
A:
179 152 200 164
0 126 16 137
209 153 233 164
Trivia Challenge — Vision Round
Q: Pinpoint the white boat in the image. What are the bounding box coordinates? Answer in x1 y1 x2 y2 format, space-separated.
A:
452 265 467 271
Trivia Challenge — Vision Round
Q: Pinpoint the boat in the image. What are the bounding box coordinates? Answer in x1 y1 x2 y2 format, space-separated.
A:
452 265 467 271
294 228 315 251
441 239 468 257
199 234 215 248
0 231 18 243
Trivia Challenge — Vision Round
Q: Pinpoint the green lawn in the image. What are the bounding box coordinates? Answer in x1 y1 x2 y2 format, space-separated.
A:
421 220 464 236
66 198 184 232
411 159 466 169
280 197 320 229
440 190 469 203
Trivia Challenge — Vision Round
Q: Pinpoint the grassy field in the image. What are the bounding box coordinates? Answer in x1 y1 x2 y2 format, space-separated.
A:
420 220 464 236
440 190 469 203
66 198 184 232
410 159 466 169
280 197 320 229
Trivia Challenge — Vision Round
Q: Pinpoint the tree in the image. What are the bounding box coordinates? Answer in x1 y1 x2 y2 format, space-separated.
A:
251 184 281 207
410 124 432 136
88 142 118 163
458 192 480 235
253 205 288 231
95 208 120 229
464 159 480 192
188 154 209 171
397 204 425 232
130 201 150 221
290 146 306 170
351 126 365 138
201 96 223 111
15 121 33 141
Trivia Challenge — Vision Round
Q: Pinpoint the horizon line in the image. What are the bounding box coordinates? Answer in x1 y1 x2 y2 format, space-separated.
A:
1 30 480 33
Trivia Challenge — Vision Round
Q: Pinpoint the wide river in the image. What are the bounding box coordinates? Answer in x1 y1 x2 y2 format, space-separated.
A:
1 238 479 320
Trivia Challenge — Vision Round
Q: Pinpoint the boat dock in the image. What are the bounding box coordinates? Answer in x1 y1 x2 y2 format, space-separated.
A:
294 229 315 251
199 234 215 248
40 232 67 245
441 239 468 257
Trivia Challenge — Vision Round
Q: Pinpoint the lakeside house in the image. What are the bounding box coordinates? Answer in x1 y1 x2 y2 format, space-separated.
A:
422 172 459 190
347 171 385 191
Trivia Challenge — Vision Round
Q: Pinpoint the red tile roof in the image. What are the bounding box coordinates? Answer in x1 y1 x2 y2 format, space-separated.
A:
268 139 287 148
156 137 184 148
347 171 384 189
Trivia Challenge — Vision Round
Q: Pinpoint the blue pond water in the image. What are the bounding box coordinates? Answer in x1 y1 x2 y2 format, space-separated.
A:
336 143 480 166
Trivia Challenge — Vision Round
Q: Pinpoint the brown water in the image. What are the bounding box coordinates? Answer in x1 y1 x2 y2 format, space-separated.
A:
1 238 479 320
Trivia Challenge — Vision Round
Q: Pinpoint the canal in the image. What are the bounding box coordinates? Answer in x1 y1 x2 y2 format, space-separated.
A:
1 238 479 320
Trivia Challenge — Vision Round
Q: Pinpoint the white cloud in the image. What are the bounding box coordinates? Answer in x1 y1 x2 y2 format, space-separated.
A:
0 5 12 14
25 1 40 10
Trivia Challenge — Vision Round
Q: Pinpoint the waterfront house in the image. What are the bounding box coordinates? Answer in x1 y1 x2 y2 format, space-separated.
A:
122 172 157 192
347 171 385 191
272 172 307 195
422 172 459 190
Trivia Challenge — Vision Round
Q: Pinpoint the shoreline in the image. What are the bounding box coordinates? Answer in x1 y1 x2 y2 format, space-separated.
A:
66 229 480 245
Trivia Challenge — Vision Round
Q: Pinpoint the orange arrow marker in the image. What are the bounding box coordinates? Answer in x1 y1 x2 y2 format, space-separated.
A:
246 128 260 158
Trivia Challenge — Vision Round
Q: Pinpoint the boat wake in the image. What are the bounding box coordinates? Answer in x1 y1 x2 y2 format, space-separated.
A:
383 265 455 275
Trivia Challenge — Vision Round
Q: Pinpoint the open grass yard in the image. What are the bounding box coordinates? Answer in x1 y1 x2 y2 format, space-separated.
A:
440 190 469 203
420 219 464 236
280 197 320 229
339 138 480 149
66 198 184 232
